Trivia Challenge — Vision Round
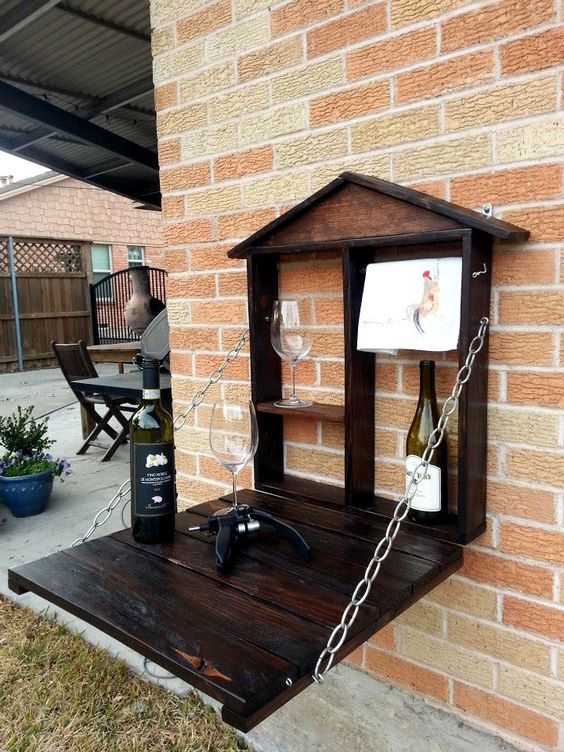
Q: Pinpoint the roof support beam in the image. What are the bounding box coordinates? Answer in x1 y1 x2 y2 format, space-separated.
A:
0 135 160 209
10 75 154 152
0 80 159 172
56 4 150 42
0 0 60 43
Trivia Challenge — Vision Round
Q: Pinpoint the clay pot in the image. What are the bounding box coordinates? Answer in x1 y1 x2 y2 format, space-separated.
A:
124 267 165 335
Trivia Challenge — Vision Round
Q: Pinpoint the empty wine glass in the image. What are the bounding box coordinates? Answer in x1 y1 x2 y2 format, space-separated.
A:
209 401 258 511
271 299 313 408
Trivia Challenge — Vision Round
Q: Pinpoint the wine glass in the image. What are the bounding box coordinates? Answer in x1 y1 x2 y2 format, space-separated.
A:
271 300 313 408
209 401 258 511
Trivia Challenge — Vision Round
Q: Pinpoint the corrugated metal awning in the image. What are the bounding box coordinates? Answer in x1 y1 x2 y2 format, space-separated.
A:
0 0 160 209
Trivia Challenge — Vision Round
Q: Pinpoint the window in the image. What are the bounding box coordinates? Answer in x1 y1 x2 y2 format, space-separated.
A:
91 244 112 284
128 246 145 267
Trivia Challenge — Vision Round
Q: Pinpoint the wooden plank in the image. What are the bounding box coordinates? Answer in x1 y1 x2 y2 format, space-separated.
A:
0 311 89 320
257 401 344 423
257 475 346 507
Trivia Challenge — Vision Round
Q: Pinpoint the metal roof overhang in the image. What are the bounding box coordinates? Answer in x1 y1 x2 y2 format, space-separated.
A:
0 0 160 209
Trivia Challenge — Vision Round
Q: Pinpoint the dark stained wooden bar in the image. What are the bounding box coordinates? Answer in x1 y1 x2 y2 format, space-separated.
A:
257 400 344 423
8 488 463 732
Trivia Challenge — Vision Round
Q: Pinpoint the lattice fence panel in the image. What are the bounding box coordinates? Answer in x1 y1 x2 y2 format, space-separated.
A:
0 237 7 273
13 239 84 273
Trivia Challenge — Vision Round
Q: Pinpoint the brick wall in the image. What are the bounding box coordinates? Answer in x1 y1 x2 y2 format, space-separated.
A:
0 177 164 272
150 0 564 748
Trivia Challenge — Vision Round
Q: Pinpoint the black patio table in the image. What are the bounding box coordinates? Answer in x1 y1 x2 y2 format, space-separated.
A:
71 370 172 413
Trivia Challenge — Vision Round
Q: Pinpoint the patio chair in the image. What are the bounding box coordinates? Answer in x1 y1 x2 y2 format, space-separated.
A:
51 340 137 462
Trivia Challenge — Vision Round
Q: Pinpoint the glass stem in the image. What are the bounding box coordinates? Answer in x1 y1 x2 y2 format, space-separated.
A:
291 360 297 400
232 470 239 508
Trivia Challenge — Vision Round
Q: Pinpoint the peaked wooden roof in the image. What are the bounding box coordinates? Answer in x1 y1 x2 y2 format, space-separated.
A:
228 172 529 258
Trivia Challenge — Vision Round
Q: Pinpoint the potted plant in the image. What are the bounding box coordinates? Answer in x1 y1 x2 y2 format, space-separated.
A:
0 406 71 517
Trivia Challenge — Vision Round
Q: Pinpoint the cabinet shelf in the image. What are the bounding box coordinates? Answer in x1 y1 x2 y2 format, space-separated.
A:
257 401 344 423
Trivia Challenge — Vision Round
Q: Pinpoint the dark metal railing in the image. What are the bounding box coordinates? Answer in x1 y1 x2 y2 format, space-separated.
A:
90 266 167 345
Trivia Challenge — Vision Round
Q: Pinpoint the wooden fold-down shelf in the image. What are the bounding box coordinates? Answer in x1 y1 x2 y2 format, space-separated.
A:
257 401 344 423
9 488 462 732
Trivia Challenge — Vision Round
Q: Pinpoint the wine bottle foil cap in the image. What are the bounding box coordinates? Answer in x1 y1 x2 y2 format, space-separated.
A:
419 359 435 367
142 356 160 389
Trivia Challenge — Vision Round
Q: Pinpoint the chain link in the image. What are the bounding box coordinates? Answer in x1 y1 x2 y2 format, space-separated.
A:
312 316 489 683
72 329 250 546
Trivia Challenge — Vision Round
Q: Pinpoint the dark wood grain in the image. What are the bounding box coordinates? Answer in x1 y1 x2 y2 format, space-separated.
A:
257 401 344 423
256 474 346 506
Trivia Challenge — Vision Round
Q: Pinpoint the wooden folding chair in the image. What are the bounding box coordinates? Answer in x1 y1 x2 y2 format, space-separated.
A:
51 340 137 462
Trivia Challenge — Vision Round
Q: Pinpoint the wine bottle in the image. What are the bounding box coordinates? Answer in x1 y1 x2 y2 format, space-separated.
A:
130 357 176 543
405 360 448 525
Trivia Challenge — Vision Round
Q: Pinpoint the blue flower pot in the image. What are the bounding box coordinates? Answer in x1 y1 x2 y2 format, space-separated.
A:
0 469 54 517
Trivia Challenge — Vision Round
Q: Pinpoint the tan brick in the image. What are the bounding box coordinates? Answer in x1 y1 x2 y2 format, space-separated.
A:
169 349 192 375
307 4 387 59
190 243 243 271
209 82 270 123
154 82 177 111
178 63 236 101
402 363 458 396
182 124 239 159
241 103 305 145
399 629 494 687
506 446 564 487
170 326 220 351
365 646 449 702
347 27 436 80
177 476 224 506
442 0 555 53
393 134 491 181
504 595 564 642
374 459 403 491
271 0 342 36
153 43 206 84
489 331 554 366
352 105 440 152
310 80 389 127
311 154 390 191
163 219 213 245
496 116 564 163
396 600 444 636
453 682 559 748
501 26 564 75
161 250 187 273
391 0 468 27
191 300 247 325
314 298 343 325
396 50 494 104
242 172 309 207
280 261 342 293
310 330 345 359
284 416 318 444
217 208 276 240
462 549 554 600
199 456 252 487
406 179 447 199
446 77 556 132
166 300 190 324
499 664 564 715
158 138 181 165
167 273 215 298
238 36 303 82
176 450 197 476
367 623 396 651
235 0 272 18
319 360 344 388
491 247 558 286
503 205 564 243
488 405 559 448
486 482 555 524
151 25 175 56
321 422 345 449
207 15 269 62
448 613 551 674
186 185 242 216
507 371 564 409
272 58 344 103
217 271 249 297
214 146 273 182
151 0 206 26
286 445 344 481
427 577 498 620
176 0 231 43
275 130 348 169
157 103 207 137
499 521 564 567
499 290 564 326
159 162 210 193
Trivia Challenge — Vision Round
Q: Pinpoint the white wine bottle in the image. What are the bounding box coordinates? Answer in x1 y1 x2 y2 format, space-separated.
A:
405 360 448 525
130 357 176 543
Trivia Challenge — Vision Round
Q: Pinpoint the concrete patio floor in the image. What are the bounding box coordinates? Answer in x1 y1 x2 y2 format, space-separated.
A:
0 367 520 752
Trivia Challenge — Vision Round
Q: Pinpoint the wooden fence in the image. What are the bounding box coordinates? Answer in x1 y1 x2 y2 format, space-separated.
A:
0 237 91 371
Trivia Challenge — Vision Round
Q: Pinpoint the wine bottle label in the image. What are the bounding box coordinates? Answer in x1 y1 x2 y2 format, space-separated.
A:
142 388 160 399
133 441 175 517
405 455 441 512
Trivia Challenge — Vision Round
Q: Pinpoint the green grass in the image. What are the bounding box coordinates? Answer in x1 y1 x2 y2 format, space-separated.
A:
0 595 249 752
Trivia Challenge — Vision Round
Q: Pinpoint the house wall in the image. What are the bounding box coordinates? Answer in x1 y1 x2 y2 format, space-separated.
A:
0 177 165 273
150 0 564 749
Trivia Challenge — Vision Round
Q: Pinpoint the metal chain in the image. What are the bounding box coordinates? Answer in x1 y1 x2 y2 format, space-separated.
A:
72 329 250 546
312 316 489 683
